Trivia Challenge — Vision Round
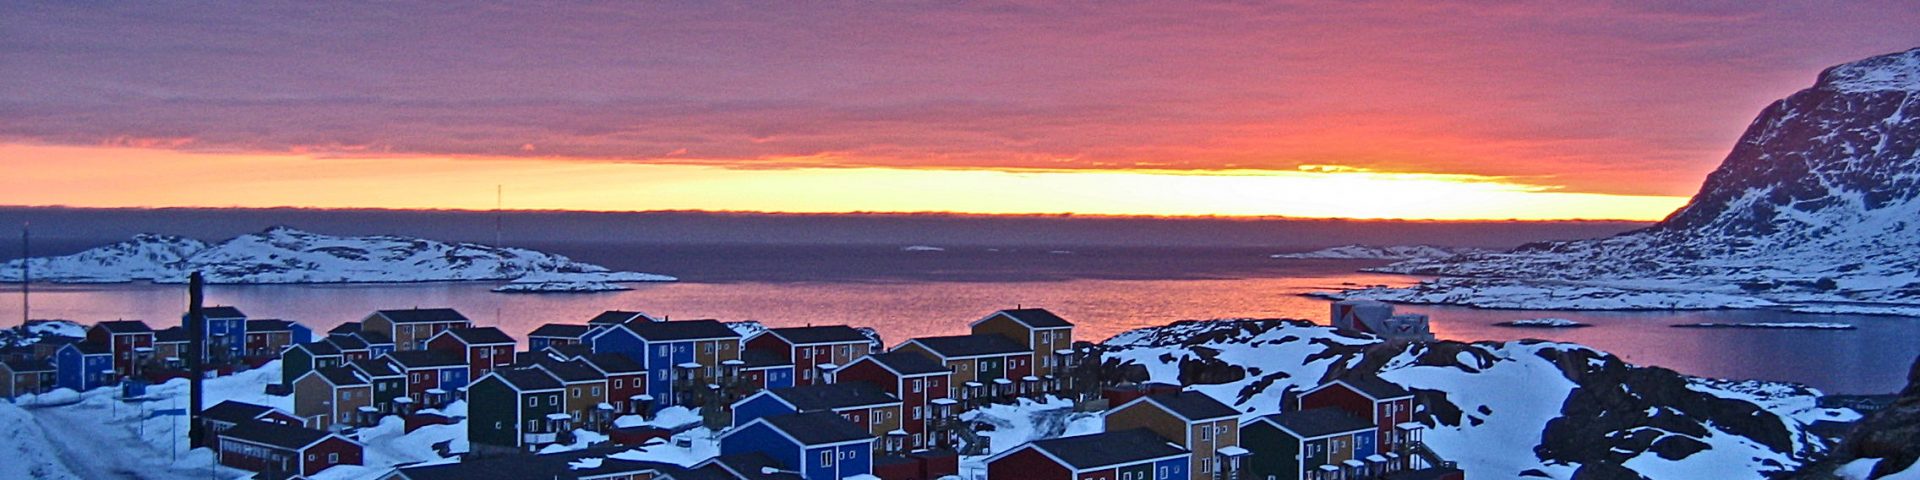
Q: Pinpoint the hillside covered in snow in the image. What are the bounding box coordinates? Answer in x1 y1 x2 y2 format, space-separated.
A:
1093 319 1858 480
1326 47 1920 315
1271 244 1485 260
0 226 675 289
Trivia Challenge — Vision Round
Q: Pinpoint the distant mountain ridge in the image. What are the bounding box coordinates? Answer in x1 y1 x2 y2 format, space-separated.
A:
1270 244 1485 260
0 226 676 287
1340 47 1920 314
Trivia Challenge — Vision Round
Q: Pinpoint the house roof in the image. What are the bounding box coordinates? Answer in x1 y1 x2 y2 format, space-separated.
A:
768 382 900 411
580 354 646 375
350 358 403 378
392 458 561 480
202 400 279 425
489 368 564 392
312 366 369 387
202 306 247 319
354 331 394 345
221 420 341 451
294 340 341 356
758 411 874 446
1260 408 1375 439
328 323 361 335
1025 429 1186 470
438 327 516 346
765 325 870 345
531 358 606 384
588 310 651 325
529 323 592 339
245 319 297 332
93 320 153 334
624 319 740 342
66 342 110 355
2 359 54 373
1132 391 1239 421
739 349 793 369
375 308 469 324
545 344 593 360
1337 376 1414 400
326 335 369 351
384 350 467 369
703 452 803 479
854 351 949 376
153 327 189 343
989 308 1074 329
902 335 1030 359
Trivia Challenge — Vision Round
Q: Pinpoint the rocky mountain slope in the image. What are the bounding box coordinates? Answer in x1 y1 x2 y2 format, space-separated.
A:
0 226 675 288
1797 355 1920 479
1333 47 1920 314
1270 244 1486 260
1095 319 1859 479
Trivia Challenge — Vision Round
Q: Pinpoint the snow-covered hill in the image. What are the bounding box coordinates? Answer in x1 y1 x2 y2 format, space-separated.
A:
1271 244 1485 260
0 226 676 288
1330 47 1920 314
1095 319 1858 480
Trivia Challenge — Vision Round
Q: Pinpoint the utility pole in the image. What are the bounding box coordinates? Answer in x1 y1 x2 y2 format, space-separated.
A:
186 272 207 448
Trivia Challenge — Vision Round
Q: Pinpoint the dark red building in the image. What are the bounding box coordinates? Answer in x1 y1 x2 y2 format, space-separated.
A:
217 420 363 477
1298 377 1419 453
745 325 874 386
839 351 954 450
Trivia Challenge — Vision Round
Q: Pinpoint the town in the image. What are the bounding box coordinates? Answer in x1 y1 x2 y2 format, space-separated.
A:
2 300 1462 480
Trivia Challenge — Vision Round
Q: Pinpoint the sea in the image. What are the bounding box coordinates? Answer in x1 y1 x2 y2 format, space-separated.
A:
6 242 1917 395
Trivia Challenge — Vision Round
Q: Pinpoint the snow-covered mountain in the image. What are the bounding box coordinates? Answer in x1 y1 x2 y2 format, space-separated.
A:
1095 319 1858 480
0 226 675 287
1336 47 1920 314
1270 244 1485 260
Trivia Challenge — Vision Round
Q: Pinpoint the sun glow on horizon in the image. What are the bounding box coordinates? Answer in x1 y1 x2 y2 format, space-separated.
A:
0 144 1688 221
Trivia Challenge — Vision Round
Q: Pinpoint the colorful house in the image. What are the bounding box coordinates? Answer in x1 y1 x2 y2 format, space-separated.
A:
737 349 796 392
55 342 115 391
216 420 363 477
1105 391 1247 480
1298 377 1419 457
732 382 904 443
587 310 657 329
578 353 649 416
720 411 876 480
587 319 742 409
152 327 189 369
968 308 1076 379
528 323 593 351
467 368 567 452
383 350 470 407
87 320 154 377
986 428 1189 480
283 341 345 386
349 358 410 415
293 366 374 430
1242 408 1378 480
201 400 303 435
243 319 311 358
327 335 374 361
891 335 1033 403
745 325 874 386
361 308 472 351
837 351 954 450
427 327 517 380
1 359 55 398
198 306 250 362
528 357 611 430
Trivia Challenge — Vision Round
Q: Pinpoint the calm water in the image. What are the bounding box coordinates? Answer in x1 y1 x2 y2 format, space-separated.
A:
4 243 1916 394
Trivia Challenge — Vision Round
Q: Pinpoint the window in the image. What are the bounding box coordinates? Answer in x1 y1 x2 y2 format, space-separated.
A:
341 390 352 400
549 395 559 406
1159 466 1168 478
702 343 713 354
913 406 922 420
328 453 339 463
479 349 490 358
1200 458 1212 473
309 454 317 461
821 451 834 466
591 387 601 396
1199 426 1211 441
912 379 922 393
657 346 668 356
529 420 538 431
528 397 537 407
494 421 503 430
613 379 623 388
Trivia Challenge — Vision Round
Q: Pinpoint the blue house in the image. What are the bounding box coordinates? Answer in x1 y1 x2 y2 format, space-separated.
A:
55 342 115 392
527 323 591 352
720 411 875 480
189 305 250 362
586 319 741 409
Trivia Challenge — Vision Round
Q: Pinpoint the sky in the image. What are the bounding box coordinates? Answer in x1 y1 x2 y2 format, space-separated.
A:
3 2 1917 220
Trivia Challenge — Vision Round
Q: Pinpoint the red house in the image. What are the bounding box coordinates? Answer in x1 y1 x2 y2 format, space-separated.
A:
427 327 517 380
1297 377 1420 454
745 325 874 386
839 351 955 450
577 353 648 415
87 320 154 377
217 420 363 477
383 350 469 407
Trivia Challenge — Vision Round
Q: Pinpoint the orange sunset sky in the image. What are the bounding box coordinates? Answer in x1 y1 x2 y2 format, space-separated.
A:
3 2 1918 220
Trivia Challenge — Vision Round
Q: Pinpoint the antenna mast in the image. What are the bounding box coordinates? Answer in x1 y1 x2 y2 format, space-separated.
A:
20 222 27 328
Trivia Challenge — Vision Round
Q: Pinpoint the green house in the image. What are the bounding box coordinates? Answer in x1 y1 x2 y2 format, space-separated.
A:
467 369 567 453
1242 408 1377 480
